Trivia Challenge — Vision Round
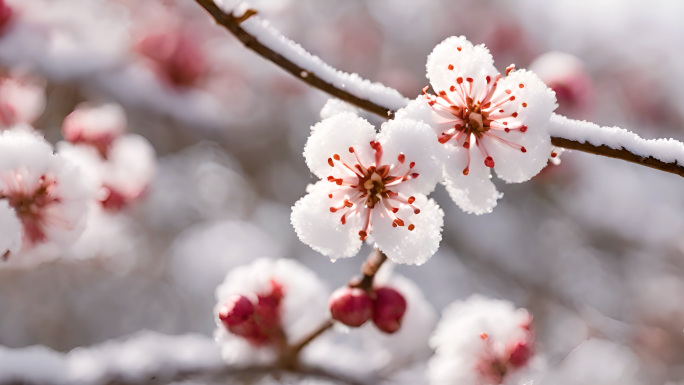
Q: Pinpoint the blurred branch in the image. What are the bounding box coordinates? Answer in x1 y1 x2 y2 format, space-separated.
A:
103 365 370 385
193 0 395 118
194 0 684 179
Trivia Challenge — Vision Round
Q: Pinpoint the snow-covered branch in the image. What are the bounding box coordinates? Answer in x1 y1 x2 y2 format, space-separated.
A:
0 331 370 385
194 0 684 179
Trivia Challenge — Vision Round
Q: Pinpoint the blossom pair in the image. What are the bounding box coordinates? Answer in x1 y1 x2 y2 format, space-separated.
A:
292 36 557 265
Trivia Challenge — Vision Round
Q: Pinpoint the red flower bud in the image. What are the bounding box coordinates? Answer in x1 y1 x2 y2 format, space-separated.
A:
372 287 407 334
218 294 255 329
329 287 373 327
0 0 12 34
508 341 532 367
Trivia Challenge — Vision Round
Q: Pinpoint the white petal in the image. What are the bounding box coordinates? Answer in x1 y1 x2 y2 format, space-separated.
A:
488 69 556 182
104 134 156 194
426 36 497 93
443 146 501 215
372 195 443 266
377 118 441 196
0 201 22 255
291 182 363 260
303 113 377 180
394 96 439 127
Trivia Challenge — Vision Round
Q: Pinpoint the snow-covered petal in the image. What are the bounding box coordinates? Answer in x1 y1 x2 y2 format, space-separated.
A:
104 134 156 195
377 118 441 195
429 295 536 385
0 77 45 128
426 36 496 93
489 70 555 183
0 200 22 255
443 147 501 215
303 112 376 180
291 181 363 260
372 195 443 265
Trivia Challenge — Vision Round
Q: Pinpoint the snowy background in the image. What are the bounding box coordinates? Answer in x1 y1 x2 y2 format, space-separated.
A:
1 0 684 384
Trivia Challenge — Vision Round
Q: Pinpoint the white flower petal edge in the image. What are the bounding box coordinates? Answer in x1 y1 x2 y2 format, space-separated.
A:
372 195 443 265
443 148 502 215
291 181 364 260
489 70 555 183
303 112 376 180
426 36 497 93
377 118 442 196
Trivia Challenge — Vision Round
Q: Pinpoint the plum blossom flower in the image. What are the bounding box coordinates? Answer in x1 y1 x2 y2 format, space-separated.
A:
214 258 329 366
0 75 46 129
428 295 538 385
396 36 557 214
59 103 155 211
291 112 444 265
0 127 91 259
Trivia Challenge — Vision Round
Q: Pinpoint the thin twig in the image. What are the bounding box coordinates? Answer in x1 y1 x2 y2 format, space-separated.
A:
285 319 335 361
551 136 684 177
194 0 684 178
194 0 394 118
350 248 388 293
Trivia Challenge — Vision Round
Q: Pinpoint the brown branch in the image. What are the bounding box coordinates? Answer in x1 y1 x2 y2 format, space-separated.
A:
194 0 684 179
194 0 394 118
349 248 388 293
281 319 335 368
102 365 370 385
551 136 684 177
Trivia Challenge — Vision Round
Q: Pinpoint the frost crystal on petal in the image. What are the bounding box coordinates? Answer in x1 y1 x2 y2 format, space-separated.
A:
399 36 557 214
292 113 443 263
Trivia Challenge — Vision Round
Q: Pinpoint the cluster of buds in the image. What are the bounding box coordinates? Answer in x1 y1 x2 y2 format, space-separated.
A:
217 279 286 347
329 285 407 334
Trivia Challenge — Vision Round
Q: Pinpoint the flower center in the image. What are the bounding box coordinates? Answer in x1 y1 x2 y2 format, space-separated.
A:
0 174 59 246
424 65 531 175
325 142 421 241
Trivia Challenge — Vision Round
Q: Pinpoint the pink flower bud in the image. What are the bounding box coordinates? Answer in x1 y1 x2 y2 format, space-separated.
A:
0 0 12 34
507 341 532 367
137 31 206 88
372 286 407 334
329 287 373 327
218 294 255 328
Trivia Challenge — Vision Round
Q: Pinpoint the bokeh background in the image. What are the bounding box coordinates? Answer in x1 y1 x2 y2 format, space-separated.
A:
1 0 683 383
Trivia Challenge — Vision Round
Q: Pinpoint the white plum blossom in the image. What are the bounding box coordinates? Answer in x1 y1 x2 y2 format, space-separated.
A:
0 75 45 129
61 103 127 156
429 295 538 385
0 126 91 259
396 36 557 214
59 103 156 211
291 112 444 265
214 258 329 366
